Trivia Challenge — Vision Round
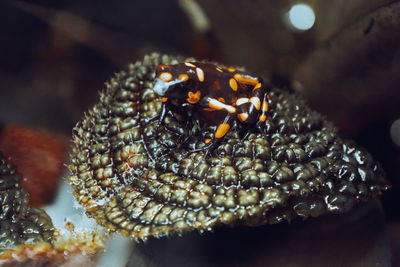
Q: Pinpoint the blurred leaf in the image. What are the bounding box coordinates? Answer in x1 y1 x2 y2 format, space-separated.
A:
295 1 400 134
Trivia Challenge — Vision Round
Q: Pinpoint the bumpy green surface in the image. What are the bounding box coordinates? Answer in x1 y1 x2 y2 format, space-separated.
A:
69 53 390 241
0 153 54 252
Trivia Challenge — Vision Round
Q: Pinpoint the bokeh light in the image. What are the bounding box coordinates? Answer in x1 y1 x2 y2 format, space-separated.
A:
390 119 400 147
288 4 315 31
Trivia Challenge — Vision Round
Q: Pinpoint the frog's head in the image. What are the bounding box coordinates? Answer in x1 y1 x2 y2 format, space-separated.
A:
153 63 196 98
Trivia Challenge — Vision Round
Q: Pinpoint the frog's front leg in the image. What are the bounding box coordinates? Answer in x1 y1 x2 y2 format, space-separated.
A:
187 97 237 155
145 97 167 122
145 97 179 134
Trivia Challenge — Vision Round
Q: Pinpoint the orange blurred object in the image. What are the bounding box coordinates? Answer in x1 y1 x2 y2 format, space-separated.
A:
0 124 68 206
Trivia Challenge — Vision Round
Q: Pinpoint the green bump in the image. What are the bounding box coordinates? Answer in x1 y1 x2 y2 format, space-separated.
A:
0 153 54 253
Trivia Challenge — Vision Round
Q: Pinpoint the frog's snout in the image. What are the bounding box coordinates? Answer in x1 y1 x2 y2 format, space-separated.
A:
153 78 168 96
153 78 183 96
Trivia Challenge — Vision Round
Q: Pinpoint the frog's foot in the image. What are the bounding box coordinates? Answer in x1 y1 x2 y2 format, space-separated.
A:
144 101 176 135
256 121 268 139
241 129 252 142
183 142 215 159
144 114 160 125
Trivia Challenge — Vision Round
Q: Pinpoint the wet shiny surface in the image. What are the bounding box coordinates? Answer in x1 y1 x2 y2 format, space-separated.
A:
128 200 390 267
0 153 54 252
69 53 390 241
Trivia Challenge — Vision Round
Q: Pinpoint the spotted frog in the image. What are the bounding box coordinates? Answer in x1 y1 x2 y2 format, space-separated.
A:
152 62 270 153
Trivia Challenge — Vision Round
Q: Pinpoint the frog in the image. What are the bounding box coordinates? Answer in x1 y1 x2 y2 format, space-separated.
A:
151 61 270 154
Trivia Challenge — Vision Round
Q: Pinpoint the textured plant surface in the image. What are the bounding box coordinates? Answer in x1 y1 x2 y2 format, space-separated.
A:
0 153 105 266
69 53 390 241
0 153 54 253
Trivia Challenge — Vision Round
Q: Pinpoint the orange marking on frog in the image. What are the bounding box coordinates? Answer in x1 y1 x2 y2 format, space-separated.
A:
259 114 267 122
250 97 261 110
196 67 204 82
160 72 172 82
234 73 259 86
215 123 230 138
187 91 201 104
179 74 189 82
261 100 269 112
229 78 238 91
238 112 249 122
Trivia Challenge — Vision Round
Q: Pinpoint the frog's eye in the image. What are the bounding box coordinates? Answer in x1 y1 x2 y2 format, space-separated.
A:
159 72 173 82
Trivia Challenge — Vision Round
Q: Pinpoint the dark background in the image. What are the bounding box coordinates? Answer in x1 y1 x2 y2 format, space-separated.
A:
0 0 399 264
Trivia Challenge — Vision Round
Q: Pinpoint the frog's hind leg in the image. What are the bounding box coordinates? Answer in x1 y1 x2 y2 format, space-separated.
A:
237 82 270 140
255 90 270 136
236 104 256 142
185 112 236 157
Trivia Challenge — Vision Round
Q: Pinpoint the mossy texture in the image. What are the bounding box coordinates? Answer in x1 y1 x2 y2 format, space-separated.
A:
0 153 54 252
69 53 390 241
